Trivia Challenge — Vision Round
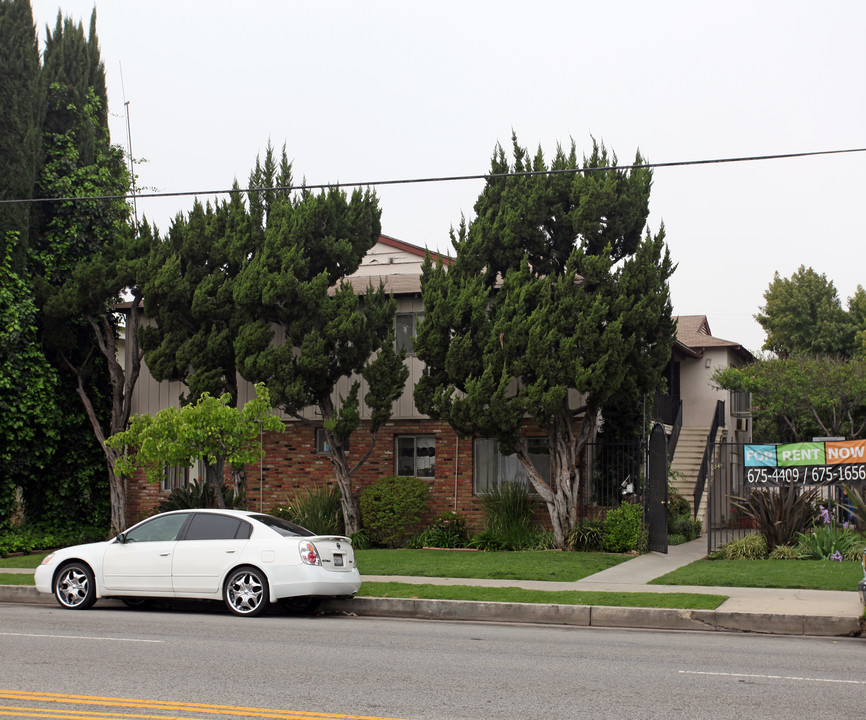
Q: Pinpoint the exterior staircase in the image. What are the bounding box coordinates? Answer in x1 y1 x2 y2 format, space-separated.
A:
669 426 727 529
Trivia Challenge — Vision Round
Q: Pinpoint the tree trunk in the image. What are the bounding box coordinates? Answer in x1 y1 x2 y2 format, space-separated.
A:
515 401 594 549
106 454 126 537
328 448 362 535
205 459 227 509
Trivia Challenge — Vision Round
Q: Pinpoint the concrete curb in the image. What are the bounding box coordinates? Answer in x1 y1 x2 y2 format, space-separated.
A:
323 597 862 636
3 586 860 637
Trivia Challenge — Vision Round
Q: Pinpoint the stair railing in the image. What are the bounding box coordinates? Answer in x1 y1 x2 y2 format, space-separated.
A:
667 400 683 463
693 400 725 520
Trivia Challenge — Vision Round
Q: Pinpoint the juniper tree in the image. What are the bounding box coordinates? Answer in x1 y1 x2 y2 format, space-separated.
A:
234 161 407 534
414 136 676 548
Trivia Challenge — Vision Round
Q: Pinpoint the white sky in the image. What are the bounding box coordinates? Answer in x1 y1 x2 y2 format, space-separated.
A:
31 0 866 354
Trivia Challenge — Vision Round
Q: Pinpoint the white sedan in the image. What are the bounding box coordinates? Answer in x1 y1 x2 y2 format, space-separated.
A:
34 509 361 617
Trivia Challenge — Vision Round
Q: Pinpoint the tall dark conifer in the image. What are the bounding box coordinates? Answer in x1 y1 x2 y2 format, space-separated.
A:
0 0 41 267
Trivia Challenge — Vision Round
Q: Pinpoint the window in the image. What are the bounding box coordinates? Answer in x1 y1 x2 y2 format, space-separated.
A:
162 463 190 492
316 428 349 454
396 435 435 478
183 513 252 541
473 438 550 494
251 514 314 538
124 513 189 543
396 312 424 355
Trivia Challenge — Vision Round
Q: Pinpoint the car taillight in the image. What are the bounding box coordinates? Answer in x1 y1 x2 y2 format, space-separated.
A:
299 542 321 566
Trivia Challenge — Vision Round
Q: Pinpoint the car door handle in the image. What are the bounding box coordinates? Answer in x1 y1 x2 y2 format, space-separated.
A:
226 550 236 554
160 553 171 557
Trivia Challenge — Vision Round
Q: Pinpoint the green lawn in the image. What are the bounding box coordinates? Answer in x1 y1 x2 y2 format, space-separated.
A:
0 573 34 585
355 548 630 581
358 582 727 609
652 559 865 591
0 553 49 569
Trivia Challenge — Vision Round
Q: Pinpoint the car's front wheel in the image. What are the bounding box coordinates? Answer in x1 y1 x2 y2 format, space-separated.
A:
224 567 269 617
54 562 96 610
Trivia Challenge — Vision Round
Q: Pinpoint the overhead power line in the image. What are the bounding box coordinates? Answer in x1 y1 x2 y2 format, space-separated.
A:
1 146 864 207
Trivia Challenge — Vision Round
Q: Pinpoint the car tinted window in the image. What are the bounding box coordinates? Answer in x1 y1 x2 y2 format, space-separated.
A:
250 513 314 537
125 513 188 543
184 513 252 541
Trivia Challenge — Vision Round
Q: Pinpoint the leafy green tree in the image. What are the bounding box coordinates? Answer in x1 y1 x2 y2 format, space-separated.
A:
414 136 676 548
0 0 41 270
0 244 60 530
714 355 866 442
234 157 408 534
848 285 866 359
107 383 283 508
756 266 855 358
29 11 141 534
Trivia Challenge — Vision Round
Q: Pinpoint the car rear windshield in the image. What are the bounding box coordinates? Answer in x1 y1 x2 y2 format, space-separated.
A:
251 514 315 537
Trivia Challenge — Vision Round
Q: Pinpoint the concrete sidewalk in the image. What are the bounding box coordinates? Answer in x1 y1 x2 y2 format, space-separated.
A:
2 537 863 636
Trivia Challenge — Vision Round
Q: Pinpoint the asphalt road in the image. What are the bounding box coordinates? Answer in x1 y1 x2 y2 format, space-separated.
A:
1 601 865 719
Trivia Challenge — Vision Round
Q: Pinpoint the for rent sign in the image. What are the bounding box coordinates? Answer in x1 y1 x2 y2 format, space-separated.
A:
744 439 866 485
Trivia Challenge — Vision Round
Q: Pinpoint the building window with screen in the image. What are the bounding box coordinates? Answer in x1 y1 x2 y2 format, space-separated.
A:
473 437 550 494
395 435 435 478
162 464 190 492
316 428 349 454
395 312 424 355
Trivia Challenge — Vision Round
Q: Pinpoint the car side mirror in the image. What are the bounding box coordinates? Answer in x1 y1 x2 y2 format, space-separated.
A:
115 532 127 544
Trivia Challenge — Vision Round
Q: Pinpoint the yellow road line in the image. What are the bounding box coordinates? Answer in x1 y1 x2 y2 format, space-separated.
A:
0 692 415 720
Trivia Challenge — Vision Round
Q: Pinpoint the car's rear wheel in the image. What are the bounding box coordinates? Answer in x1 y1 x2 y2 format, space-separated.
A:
280 596 321 615
224 567 269 617
54 562 96 610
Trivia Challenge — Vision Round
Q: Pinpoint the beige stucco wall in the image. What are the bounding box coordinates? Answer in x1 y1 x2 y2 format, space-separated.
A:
679 346 747 434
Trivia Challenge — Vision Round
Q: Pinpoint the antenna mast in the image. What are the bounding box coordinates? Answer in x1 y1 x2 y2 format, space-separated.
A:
119 62 139 229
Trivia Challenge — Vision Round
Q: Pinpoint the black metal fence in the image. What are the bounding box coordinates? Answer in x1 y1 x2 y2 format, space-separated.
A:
704 441 866 553
581 439 645 521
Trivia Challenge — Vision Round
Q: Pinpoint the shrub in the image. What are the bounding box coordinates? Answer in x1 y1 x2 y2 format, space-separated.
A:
796 521 863 561
567 520 605 552
474 482 541 551
0 524 108 557
667 487 691 519
769 544 800 560
158 479 244 512
272 484 344 535
669 515 702 542
469 526 554 551
360 476 429 547
349 529 372 550
730 485 820 552
602 501 643 553
410 511 470 548
708 533 768 560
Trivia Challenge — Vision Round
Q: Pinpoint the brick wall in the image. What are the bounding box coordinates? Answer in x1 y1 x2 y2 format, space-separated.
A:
124 419 552 532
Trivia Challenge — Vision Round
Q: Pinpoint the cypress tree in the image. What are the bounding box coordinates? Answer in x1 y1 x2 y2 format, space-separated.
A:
0 0 41 269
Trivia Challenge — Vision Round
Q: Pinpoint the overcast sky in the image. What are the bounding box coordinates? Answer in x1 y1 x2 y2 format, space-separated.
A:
30 0 866 353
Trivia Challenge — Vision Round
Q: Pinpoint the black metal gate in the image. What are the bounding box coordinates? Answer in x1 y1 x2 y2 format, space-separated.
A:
646 423 668 553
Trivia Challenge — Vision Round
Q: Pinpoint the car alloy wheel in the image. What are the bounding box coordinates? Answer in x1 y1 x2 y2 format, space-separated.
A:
224 567 269 617
54 562 96 610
